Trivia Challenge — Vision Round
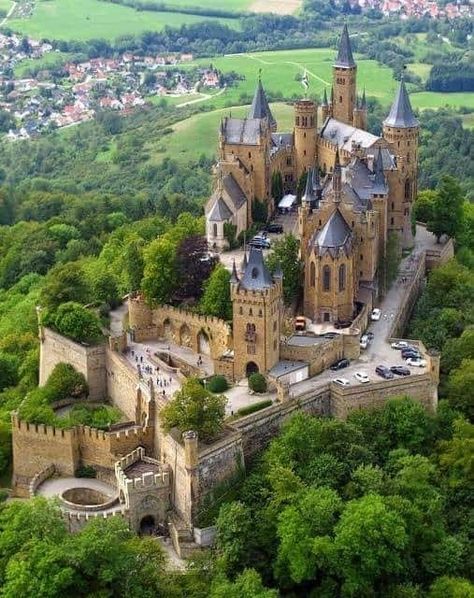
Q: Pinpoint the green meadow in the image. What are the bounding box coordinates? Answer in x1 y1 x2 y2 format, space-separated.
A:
8 0 239 41
164 0 252 10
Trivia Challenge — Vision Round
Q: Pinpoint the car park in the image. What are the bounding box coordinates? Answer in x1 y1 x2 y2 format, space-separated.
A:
265 223 284 234
375 365 394 379
371 308 381 321
330 358 350 371
390 365 411 376
354 371 370 384
391 341 410 350
406 358 427 368
333 377 350 387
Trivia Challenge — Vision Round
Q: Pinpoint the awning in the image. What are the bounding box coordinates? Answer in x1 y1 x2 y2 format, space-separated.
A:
278 194 297 209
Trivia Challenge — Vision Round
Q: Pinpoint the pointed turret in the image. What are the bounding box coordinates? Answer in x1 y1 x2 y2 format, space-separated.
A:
334 24 356 69
241 248 248 272
374 149 385 186
384 77 419 129
321 88 328 107
333 148 342 202
230 259 239 284
361 88 367 110
240 247 274 291
248 74 276 130
302 167 317 207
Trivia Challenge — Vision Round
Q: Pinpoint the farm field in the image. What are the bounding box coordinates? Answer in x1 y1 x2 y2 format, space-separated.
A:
0 0 12 12
7 0 239 41
163 0 301 13
14 50 68 77
409 91 474 111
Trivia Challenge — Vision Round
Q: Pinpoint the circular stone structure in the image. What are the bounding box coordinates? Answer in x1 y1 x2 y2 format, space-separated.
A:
60 487 118 512
37 477 119 513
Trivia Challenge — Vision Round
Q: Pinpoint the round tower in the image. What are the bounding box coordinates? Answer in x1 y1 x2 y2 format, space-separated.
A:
294 99 317 180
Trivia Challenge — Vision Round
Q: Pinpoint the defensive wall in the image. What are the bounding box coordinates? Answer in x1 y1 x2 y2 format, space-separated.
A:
128 295 232 360
39 327 107 400
11 414 152 498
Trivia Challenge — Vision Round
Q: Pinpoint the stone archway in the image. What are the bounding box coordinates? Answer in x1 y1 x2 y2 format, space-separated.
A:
197 330 210 356
246 361 259 377
179 324 192 348
139 515 155 535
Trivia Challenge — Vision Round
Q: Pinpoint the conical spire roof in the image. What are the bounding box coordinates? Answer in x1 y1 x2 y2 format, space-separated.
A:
361 88 367 109
230 259 239 283
384 78 419 129
312 167 322 192
334 24 356 69
241 247 274 290
321 88 328 107
374 148 385 187
302 167 317 204
248 75 276 129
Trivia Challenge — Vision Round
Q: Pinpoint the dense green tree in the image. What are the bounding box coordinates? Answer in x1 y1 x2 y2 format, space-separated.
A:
215 502 254 577
200 264 232 320
413 190 436 224
174 235 217 302
446 359 474 421
51 302 103 344
441 327 474 376
266 233 302 304
160 378 226 441
123 238 144 292
40 262 90 310
142 236 177 305
0 352 19 391
211 569 277 598
427 176 465 242
429 576 474 598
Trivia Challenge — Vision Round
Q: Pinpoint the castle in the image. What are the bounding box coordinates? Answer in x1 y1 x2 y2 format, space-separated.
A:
206 24 420 325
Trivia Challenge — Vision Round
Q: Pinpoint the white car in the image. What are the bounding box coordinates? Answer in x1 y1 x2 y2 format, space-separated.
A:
371 308 381 321
360 334 369 350
406 358 427 368
354 371 370 384
333 377 350 387
391 341 409 350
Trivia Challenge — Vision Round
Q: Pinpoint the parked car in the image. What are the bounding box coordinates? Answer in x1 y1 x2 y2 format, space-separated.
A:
391 341 410 350
333 377 350 387
249 236 271 249
371 308 381 321
390 365 411 376
295 316 306 331
360 334 369 350
406 358 427 368
354 371 370 384
367 332 374 341
330 358 350 371
375 365 394 379
265 223 283 234
334 320 352 329
401 348 421 360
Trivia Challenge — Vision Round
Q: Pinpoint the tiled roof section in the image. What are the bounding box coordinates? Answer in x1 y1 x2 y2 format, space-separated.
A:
384 78 419 129
248 77 276 129
271 132 294 148
312 209 353 256
240 247 274 290
223 173 247 210
334 24 356 68
223 117 262 145
302 167 317 204
320 118 380 151
208 197 232 222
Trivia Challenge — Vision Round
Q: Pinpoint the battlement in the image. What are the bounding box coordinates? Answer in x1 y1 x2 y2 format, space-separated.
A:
12 413 76 439
124 470 170 491
65 508 128 532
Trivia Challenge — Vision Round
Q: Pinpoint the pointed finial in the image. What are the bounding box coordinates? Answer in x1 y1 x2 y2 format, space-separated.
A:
258 67 262 81
322 87 328 106
230 259 239 283
361 87 367 109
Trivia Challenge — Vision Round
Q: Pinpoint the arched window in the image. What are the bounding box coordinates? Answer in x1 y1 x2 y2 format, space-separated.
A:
323 265 331 292
339 95 343 103
338 264 346 292
213 223 218 237
246 323 256 334
310 262 316 287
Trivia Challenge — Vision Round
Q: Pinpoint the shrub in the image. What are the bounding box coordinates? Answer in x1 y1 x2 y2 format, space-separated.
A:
46 363 88 402
207 375 229 393
248 373 267 393
237 400 272 417
75 465 97 478
50 302 103 344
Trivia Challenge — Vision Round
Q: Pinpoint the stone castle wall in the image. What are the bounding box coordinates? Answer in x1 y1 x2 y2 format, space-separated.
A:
39 327 106 400
128 296 232 360
105 348 140 421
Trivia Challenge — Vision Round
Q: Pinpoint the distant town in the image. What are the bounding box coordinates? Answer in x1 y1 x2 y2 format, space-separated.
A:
355 0 472 19
0 33 226 140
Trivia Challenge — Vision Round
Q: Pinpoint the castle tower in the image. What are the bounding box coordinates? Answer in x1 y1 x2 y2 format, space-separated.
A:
248 73 277 132
333 148 342 203
231 247 283 380
352 89 367 130
304 208 355 324
383 77 419 248
294 99 317 179
332 24 357 126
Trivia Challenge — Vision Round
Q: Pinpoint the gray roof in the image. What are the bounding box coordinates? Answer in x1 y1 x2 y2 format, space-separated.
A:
268 360 308 379
302 167 318 204
248 78 276 129
321 118 380 151
208 197 232 222
223 173 247 210
384 79 419 129
373 148 386 189
334 24 356 69
222 117 262 145
312 209 352 256
240 247 274 290
271 132 293 148
346 156 387 204
321 87 328 106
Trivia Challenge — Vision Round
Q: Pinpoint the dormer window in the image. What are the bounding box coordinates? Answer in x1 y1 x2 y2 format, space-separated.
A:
251 267 259 279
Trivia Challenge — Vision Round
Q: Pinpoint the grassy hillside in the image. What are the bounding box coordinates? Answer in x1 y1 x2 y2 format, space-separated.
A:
8 0 240 41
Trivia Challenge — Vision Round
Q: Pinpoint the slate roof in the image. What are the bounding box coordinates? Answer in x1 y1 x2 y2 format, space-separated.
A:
240 247 274 290
384 78 419 129
248 78 276 129
321 118 380 151
302 167 318 204
222 117 262 145
208 197 232 222
223 173 247 210
312 209 353 256
334 24 356 69
271 132 294 148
